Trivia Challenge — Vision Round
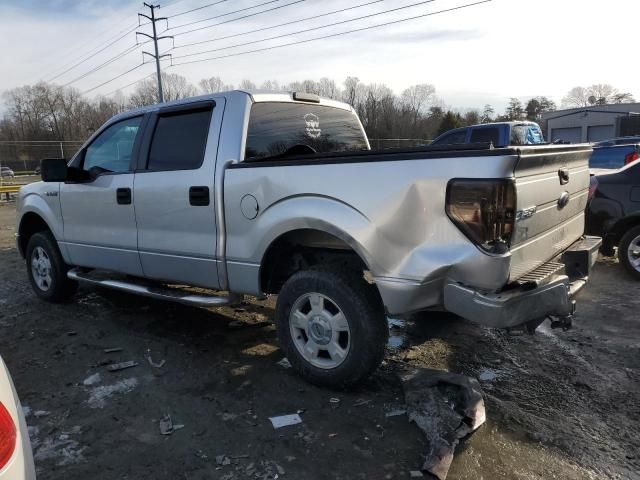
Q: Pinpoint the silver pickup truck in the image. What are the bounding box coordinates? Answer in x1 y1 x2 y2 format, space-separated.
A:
16 90 600 387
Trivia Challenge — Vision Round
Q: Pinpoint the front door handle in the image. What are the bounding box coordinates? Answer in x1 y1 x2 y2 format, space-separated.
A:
189 186 210 206
117 188 131 205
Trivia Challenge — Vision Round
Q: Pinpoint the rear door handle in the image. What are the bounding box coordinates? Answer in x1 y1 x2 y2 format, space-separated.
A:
116 188 131 205
558 168 570 185
189 186 210 206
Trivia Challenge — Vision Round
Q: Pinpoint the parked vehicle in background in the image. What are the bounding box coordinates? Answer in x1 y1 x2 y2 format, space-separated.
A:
589 143 639 170
0 168 14 178
430 121 545 147
593 136 640 147
586 160 640 279
16 90 599 387
0 355 35 480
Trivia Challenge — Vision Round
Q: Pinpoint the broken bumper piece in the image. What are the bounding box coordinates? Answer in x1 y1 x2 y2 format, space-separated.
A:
443 236 602 328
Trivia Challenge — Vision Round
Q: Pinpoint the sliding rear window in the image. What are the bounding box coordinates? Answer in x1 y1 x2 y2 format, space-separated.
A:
245 102 369 161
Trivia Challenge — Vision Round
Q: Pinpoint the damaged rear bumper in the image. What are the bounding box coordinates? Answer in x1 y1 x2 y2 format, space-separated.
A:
443 236 602 328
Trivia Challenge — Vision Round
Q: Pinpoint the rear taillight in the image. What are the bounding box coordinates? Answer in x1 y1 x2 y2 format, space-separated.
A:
588 175 598 200
446 179 516 254
0 401 17 469
624 150 639 165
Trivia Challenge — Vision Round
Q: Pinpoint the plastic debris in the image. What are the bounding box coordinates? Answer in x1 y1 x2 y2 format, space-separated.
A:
159 414 184 435
385 409 407 418
401 369 486 480
216 455 231 466
103 347 123 353
146 354 166 368
276 357 292 369
353 399 372 407
108 361 138 372
410 471 424 478
329 397 341 408
269 413 303 429
82 373 101 386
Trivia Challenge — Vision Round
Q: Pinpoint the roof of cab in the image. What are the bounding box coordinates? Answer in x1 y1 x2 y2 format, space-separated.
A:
110 90 354 123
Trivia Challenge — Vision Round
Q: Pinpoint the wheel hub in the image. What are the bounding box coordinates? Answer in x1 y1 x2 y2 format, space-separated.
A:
289 292 351 370
309 315 332 345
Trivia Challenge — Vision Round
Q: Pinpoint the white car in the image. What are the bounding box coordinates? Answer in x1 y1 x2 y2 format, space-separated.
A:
0 355 35 479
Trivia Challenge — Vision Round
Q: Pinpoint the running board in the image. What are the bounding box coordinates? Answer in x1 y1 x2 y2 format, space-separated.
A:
67 269 242 307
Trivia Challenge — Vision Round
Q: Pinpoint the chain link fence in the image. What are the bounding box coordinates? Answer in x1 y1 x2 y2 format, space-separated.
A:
0 141 84 175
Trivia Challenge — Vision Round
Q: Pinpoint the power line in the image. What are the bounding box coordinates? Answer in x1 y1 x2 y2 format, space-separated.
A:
42 10 141 80
166 0 307 39
61 42 148 87
172 0 491 66
48 24 140 82
168 0 232 18
102 71 157 97
81 63 145 95
169 0 287 34
174 0 437 59
173 0 383 50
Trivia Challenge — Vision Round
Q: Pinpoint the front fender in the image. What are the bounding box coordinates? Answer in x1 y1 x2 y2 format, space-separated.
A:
17 184 68 261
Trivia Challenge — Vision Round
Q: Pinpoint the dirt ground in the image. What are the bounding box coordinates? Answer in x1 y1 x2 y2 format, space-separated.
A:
0 200 638 480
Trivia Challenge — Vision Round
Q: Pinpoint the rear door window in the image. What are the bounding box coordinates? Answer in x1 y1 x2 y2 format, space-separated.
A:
245 103 368 161
470 127 500 145
147 106 213 171
432 130 467 145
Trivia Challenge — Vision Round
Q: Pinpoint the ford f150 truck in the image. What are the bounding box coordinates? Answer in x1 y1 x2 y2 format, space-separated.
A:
16 90 600 387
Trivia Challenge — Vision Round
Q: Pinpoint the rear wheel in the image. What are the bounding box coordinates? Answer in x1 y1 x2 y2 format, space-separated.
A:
26 232 78 302
275 267 387 388
618 225 640 280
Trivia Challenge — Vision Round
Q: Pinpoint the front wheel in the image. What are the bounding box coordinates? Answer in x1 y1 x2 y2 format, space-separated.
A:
26 232 78 302
275 267 388 388
618 225 640 280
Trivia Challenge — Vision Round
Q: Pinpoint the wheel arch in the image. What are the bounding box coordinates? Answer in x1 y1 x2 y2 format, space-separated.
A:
259 227 374 295
610 214 640 246
18 211 56 258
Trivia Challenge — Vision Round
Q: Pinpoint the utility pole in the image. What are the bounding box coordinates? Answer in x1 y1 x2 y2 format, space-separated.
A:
137 3 173 103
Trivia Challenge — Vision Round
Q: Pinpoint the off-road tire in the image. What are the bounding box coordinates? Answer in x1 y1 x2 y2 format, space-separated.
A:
275 266 388 388
26 231 78 302
618 225 640 280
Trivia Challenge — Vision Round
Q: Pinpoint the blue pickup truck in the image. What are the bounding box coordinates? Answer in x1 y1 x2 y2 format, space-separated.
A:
589 138 640 170
430 121 545 147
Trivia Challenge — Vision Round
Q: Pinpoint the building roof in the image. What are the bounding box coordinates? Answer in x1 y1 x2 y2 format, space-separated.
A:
542 103 640 121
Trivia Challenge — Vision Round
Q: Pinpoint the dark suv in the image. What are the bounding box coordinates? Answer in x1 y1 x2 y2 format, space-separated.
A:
586 161 640 279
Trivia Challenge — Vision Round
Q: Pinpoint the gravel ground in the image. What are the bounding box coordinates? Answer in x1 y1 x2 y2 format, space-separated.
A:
0 201 638 480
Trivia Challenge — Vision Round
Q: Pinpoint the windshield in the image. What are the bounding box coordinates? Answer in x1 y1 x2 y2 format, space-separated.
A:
245 102 369 161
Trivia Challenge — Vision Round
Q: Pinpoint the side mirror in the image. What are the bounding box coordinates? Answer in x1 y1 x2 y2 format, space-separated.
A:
40 158 68 182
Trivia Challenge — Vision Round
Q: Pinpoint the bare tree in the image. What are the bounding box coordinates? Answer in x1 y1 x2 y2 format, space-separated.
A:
562 86 590 108
611 92 636 104
199 76 233 94
239 79 257 90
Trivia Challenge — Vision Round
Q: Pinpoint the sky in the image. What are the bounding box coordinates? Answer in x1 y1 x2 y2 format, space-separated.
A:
0 0 639 114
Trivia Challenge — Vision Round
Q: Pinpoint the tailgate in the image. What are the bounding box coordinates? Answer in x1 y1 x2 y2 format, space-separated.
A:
509 145 592 281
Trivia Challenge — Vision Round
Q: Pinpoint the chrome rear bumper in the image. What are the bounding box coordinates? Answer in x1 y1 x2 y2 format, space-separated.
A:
443 236 601 328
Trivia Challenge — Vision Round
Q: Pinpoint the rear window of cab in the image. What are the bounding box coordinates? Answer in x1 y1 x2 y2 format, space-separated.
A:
245 102 369 161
